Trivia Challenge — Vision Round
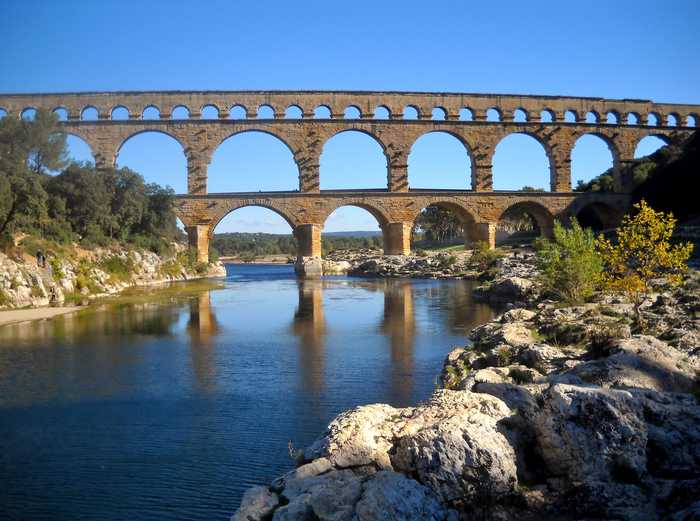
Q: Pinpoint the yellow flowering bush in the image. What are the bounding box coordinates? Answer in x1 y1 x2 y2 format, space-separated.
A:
597 200 693 309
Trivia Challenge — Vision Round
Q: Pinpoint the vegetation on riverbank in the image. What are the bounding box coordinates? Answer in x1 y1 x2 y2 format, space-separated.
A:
0 109 182 255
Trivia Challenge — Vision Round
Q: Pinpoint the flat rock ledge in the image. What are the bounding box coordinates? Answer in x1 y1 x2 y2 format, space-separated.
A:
233 273 700 521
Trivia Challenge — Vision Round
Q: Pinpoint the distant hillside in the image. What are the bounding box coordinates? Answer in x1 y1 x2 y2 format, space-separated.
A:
212 230 382 239
576 131 699 222
632 131 699 222
323 230 382 238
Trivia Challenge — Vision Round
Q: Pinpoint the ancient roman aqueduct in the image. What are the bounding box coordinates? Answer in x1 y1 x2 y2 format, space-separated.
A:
0 90 696 263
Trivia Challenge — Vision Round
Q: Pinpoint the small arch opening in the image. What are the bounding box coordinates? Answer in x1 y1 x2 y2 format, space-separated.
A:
111 106 129 120
229 105 247 119
314 105 331 119
374 106 390 120
667 114 678 127
201 105 219 119
540 109 554 123
21 107 37 120
626 112 639 125
486 108 501 122
687 115 697 127
53 107 68 121
606 112 619 124
0 107 7 119
513 109 528 122
142 106 160 120
564 110 577 123
459 108 473 121
344 106 361 119
257 105 275 119
432 107 446 120
285 105 303 119
403 106 419 120
585 111 598 123
172 105 190 119
81 106 98 121
647 113 659 126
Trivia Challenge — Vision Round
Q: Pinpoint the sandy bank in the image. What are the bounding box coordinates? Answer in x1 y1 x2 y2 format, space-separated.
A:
0 306 79 327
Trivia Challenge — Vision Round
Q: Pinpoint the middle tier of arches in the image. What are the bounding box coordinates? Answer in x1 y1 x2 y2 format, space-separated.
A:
60 119 689 195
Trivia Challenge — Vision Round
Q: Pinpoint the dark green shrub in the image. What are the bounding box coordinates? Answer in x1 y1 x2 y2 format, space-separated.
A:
470 241 502 272
534 219 602 304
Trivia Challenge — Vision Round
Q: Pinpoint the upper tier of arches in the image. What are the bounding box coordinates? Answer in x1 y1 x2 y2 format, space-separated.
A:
0 91 697 128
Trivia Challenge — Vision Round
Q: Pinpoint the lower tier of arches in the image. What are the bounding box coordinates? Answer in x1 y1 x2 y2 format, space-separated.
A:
176 192 630 266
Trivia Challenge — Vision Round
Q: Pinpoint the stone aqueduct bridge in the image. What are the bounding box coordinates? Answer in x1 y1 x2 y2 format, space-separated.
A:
1 90 697 263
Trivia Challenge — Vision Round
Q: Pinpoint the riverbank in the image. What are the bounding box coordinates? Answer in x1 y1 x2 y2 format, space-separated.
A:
0 242 226 311
220 254 293 264
0 306 78 327
232 257 700 520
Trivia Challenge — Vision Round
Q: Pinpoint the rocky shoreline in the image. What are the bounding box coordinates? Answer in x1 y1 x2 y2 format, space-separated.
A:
0 244 226 310
233 254 700 521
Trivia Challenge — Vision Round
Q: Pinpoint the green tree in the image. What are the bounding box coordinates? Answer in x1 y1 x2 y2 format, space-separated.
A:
415 206 463 242
534 219 602 304
597 200 693 318
24 109 68 174
0 115 53 238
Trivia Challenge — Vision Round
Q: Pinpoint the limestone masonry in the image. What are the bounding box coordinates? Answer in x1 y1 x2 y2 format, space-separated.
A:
2 90 696 263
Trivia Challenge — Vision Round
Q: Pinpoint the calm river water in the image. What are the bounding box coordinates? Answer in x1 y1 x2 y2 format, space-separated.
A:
0 264 496 521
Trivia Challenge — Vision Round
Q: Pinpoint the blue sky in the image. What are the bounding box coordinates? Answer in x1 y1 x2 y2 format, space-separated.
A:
1 0 697 233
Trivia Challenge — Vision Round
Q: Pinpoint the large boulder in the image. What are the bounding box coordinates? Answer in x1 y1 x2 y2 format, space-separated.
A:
304 390 519 509
556 335 698 393
295 257 324 279
354 471 455 521
535 384 647 484
232 486 279 521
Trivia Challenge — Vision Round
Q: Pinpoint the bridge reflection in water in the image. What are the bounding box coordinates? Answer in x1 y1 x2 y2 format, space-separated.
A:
0 273 495 408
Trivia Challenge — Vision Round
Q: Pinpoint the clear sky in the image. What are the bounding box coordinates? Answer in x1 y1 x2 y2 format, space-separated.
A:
1 0 697 233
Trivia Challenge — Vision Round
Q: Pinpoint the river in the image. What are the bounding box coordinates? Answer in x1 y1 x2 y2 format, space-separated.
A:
0 264 496 521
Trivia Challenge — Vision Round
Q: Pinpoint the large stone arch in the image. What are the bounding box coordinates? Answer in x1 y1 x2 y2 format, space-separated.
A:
407 130 474 189
492 131 555 191
570 131 620 188
572 201 624 231
410 199 480 249
116 128 187 159
496 200 555 240
319 128 390 190
319 199 391 228
55 130 96 164
208 128 301 192
208 201 299 236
